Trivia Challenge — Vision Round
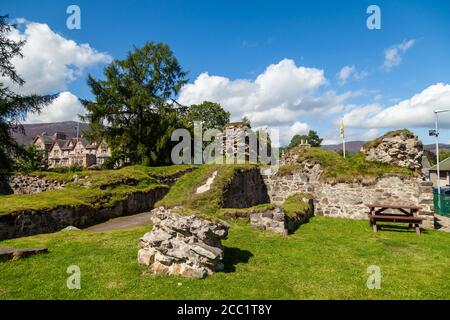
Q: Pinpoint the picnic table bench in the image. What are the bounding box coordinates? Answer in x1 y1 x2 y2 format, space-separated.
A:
365 203 425 235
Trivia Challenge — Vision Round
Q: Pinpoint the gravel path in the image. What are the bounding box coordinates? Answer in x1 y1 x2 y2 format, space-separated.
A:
84 212 152 232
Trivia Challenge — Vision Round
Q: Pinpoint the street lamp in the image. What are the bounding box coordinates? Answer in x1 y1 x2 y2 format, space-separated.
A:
430 109 450 212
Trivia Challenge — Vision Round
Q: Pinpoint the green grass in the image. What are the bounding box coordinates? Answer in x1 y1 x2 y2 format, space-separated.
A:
156 164 256 215
280 148 415 184
0 217 448 299
218 203 276 218
25 164 195 186
0 165 195 215
0 183 167 215
282 193 313 218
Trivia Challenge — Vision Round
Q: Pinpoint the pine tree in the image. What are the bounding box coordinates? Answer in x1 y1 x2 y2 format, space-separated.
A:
81 42 187 166
0 15 55 174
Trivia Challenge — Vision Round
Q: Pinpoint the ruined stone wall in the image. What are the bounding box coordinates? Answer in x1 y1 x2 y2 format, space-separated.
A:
222 167 270 208
263 172 434 227
249 200 314 235
7 175 66 195
361 131 423 170
0 187 168 240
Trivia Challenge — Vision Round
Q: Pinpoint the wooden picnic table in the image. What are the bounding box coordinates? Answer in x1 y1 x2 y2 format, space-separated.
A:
365 203 425 235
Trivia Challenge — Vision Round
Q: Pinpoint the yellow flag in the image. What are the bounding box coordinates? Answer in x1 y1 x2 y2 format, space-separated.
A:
339 119 345 139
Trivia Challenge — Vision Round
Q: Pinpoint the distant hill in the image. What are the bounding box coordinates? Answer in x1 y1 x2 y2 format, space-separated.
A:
13 122 450 154
322 141 365 153
423 143 450 152
12 121 89 146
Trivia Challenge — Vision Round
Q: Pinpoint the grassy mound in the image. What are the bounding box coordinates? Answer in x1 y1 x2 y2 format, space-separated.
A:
0 217 448 299
156 164 257 216
218 203 276 219
279 147 415 184
282 193 313 218
0 165 194 215
22 165 195 186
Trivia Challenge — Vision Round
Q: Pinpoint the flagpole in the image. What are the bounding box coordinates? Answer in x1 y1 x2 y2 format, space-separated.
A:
340 119 346 158
343 136 346 158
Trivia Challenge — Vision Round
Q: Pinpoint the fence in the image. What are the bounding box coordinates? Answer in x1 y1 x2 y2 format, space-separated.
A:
433 188 450 217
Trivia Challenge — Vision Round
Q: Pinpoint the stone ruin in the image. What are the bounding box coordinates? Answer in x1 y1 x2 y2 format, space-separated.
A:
0 174 66 195
215 122 272 162
360 130 424 170
138 207 229 278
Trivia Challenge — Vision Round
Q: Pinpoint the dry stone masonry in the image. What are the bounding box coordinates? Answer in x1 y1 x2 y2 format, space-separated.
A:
361 130 424 170
6 174 66 195
249 201 314 235
263 172 434 228
222 167 270 208
138 207 229 278
0 186 168 240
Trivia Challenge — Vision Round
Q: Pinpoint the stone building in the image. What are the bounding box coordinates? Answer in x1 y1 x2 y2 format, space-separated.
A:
32 132 111 168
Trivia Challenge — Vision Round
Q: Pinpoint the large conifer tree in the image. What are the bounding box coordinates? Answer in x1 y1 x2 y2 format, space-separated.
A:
0 15 55 174
81 42 187 166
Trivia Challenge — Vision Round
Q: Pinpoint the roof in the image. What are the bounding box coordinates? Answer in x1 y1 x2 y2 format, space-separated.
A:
61 138 77 150
429 157 450 171
33 134 55 145
48 139 68 151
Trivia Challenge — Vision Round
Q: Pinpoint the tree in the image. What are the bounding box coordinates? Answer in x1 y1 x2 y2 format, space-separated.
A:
0 15 55 175
288 130 323 148
81 42 188 166
183 101 230 131
15 144 48 173
241 116 251 128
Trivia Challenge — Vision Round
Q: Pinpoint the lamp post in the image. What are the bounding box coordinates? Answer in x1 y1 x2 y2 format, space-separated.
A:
430 109 450 212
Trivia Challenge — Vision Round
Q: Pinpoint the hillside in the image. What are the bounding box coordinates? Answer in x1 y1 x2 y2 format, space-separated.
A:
322 141 365 153
12 121 89 146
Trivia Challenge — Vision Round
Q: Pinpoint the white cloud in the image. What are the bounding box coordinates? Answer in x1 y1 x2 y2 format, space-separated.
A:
179 59 360 145
337 65 368 85
3 20 112 95
179 59 327 126
383 39 415 71
342 83 450 129
25 91 86 123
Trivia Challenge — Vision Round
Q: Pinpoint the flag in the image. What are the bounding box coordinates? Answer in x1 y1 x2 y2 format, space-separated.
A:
339 119 345 139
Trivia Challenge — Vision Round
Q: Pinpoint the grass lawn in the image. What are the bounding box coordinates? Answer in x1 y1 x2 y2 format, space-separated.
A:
0 217 448 300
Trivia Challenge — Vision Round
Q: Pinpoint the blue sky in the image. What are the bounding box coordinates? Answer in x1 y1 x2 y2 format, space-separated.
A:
2 0 450 145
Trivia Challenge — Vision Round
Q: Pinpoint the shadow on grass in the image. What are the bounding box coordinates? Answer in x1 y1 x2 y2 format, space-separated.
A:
222 246 253 273
376 224 430 234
